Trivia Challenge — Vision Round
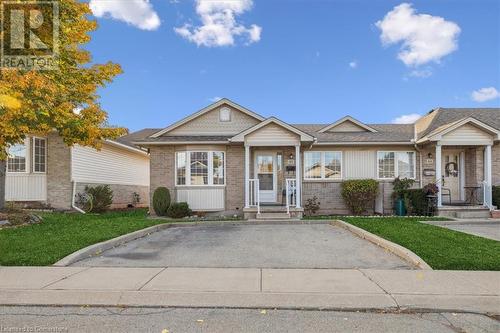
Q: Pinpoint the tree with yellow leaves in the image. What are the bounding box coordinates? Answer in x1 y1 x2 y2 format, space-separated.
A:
0 0 126 210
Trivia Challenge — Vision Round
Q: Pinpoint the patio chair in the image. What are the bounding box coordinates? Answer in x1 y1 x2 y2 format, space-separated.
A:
441 187 452 205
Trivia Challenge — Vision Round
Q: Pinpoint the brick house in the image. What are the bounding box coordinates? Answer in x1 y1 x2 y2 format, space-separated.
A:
5 133 150 210
130 99 499 219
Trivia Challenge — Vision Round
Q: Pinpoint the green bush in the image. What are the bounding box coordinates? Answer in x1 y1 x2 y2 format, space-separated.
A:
152 187 171 216
84 185 113 213
493 186 500 208
341 179 379 215
404 188 428 216
167 202 191 218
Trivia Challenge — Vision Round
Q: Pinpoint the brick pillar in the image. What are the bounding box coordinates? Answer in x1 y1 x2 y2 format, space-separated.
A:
46 133 72 209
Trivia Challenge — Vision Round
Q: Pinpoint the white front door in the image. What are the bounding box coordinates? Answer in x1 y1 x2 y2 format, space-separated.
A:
442 151 461 201
255 153 277 203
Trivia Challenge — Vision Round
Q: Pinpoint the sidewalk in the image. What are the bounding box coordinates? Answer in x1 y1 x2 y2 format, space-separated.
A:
0 267 499 314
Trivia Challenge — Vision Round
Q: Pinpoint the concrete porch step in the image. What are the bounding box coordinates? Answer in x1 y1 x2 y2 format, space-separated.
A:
438 206 491 218
256 212 291 220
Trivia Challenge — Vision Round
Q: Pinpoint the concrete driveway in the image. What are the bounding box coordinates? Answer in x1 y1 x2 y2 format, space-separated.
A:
422 220 500 241
73 223 413 269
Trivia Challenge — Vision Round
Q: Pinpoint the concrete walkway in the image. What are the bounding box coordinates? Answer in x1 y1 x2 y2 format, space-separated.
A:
422 220 500 241
0 267 499 314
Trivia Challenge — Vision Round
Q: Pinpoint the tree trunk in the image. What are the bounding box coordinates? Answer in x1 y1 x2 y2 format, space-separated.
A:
0 159 6 211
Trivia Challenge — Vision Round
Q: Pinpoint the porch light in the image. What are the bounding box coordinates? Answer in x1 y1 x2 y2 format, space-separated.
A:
289 153 294 159
428 152 433 158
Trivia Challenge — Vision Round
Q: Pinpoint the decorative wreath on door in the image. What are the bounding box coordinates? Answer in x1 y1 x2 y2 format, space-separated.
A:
445 161 459 177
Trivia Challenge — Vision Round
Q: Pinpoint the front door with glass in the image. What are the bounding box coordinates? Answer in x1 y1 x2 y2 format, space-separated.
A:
255 153 277 203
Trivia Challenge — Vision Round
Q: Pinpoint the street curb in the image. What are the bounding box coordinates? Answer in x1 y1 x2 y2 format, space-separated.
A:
53 219 332 266
331 220 433 270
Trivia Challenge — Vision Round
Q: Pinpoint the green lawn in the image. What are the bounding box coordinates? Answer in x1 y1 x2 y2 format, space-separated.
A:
343 217 500 271
0 209 171 266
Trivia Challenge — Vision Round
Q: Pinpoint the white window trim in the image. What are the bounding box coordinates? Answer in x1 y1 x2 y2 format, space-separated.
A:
175 150 226 187
6 138 30 174
377 151 416 180
303 151 343 180
32 136 47 174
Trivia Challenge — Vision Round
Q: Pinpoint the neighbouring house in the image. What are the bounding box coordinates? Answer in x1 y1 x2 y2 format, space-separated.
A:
130 98 499 219
5 132 150 210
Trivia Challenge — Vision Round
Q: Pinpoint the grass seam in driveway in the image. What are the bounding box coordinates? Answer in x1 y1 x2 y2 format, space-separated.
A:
342 217 500 271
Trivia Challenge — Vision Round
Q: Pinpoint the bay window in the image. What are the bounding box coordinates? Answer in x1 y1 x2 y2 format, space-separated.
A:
33 137 47 173
7 142 27 173
304 151 342 180
176 151 225 186
378 151 415 179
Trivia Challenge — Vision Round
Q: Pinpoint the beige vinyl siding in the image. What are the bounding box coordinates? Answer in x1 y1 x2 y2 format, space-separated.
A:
176 187 225 211
440 124 493 145
166 106 260 136
245 123 300 146
326 120 368 132
344 151 377 178
6 174 47 201
71 144 149 186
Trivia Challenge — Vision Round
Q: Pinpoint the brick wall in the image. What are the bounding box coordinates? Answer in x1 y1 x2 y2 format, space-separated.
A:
493 143 500 185
225 145 245 215
75 183 149 209
149 146 175 214
46 133 72 209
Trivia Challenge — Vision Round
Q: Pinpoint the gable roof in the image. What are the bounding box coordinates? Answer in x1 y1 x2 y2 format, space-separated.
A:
417 108 500 140
230 117 315 142
150 98 265 138
318 116 378 133
294 124 414 144
417 116 500 143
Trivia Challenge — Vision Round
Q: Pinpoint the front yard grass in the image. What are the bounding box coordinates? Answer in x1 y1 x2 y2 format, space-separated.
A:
0 209 169 266
342 217 500 271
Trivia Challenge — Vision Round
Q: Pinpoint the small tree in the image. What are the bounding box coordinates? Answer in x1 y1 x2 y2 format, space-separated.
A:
0 0 125 210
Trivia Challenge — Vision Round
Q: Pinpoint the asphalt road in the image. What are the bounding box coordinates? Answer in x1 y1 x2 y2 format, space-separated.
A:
0 306 498 333
73 224 413 269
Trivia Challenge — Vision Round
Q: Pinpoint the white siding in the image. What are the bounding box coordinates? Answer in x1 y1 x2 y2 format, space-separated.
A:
6 174 47 201
245 123 300 146
176 187 225 211
71 144 149 186
344 150 377 179
441 124 493 145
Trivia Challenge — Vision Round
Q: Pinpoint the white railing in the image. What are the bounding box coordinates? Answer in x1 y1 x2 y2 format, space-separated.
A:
248 178 260 214
482 181 494 211
285 178 297 215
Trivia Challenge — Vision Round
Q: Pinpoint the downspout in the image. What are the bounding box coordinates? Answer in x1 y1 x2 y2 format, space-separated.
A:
413 140 423 188
71 181 85 214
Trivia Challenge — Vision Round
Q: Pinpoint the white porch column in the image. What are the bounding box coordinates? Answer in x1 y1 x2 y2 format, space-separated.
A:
435 143 442 207
485 145 492 207
244 144 250 208
295 144 301 208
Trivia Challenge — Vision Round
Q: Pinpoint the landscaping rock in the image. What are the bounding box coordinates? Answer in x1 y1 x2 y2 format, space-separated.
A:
0 220 11 227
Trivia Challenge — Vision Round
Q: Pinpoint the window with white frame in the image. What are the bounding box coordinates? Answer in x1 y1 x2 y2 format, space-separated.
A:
7 142 27 172
378 151 415 179
304 151 342 179
33 137 47 173
176 151 225 186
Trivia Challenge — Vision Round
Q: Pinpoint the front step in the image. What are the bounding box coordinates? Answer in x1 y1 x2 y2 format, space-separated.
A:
256 212 291 220
438 206 491 218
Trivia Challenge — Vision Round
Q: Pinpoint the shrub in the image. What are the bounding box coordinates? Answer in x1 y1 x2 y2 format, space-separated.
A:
84 185 113 213
404 188 428 216
167 202 191 218
341 179 379 215
493 186 500 208
423 182 439 196
392 177 415 200
304 196 320 216
152 187 171 216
